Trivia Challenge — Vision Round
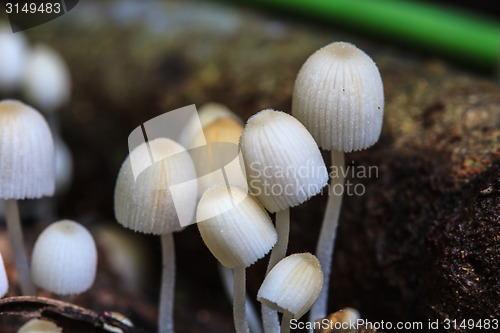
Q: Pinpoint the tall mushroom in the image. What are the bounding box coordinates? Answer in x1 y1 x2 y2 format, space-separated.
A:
292 42 384 321
0 100 55 296
240 109 328 332
197 184 277 333
114 138 197 333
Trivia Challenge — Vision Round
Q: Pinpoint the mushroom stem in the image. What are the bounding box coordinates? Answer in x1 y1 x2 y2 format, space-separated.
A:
280 312 293 333
311 150 345 322
159 233 175 333
262 209 290 333
266 209 290 273
218 264 264 333
261 209 290 333
3 199 36 296
233 267 249 333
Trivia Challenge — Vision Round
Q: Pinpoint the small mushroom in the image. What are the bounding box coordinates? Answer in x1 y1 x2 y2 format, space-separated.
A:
18 319 62 333
0 100 55 296
31 220 97 296
197 184 277 333
22 44 71 114
0 24 28 92
292 42 384 321
257 253 323 333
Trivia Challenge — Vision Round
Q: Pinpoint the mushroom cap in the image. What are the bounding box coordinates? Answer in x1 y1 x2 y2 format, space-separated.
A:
0 100 55 199
23 45 71 113
292 42 384 152
31 220 97 295
197 185 277 268
191 116 245 198
239 109 328 212
114 138 198 234
0 25 28 91
18 319 62 333
179 103 241 150
257 253 323 319
0 252 8 298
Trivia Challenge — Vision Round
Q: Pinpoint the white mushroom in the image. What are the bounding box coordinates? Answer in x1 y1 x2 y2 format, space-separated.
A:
0 100 55 296
197 184 277 333
292 42 384 322
31 220 97 295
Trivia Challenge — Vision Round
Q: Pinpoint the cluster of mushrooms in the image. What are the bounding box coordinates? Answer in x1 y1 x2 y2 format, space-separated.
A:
1 41 384 333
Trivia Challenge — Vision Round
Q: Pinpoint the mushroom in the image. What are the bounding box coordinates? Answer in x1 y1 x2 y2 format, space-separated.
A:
189 105 263 332
189 104 245 198
197 184 277 333
18 319 62 333
114 137 197 333
0 24 28 93
0 100 55 296
0 252 8 298
31 220 97 296
257 253 323 333
240 109 328 332
292 42 384 321
22 44 71 114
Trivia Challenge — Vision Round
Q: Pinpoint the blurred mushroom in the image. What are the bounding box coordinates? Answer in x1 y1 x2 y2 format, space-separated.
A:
31 220 97 297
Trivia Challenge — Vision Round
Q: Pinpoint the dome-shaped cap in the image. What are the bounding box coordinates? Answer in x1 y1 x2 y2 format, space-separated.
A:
257 253 323 319
0 100 55 199
23 45 71 113
114 138 198 234
197 185 277 268
0 252 8 298
240 109 328 212
292 42 384 152
0 25 27 91
18 319 62 333
31 220 97 295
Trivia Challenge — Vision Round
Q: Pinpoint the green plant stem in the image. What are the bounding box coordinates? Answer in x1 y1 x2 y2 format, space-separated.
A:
233 267 249 333
237 0 500 69
3 199 36 296
280 312 293 333
262 208 290 333
159 233 175 333
311 150 345 323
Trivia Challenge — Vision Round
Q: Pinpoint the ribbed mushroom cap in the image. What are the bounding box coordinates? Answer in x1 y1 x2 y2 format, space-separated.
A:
0 25 27 91
257 253 323 319
0 100 55 199
240 109 328 213
292 42 384 152
31 220 97 295
0 252 8 298
197 185 277 269
18 319 62 333
23 45 71 112
114 138 197 234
